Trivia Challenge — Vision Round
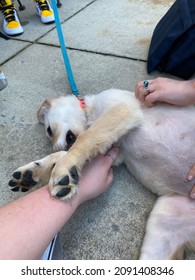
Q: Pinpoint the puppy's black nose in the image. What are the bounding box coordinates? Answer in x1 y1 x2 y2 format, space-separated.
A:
65 130 77 150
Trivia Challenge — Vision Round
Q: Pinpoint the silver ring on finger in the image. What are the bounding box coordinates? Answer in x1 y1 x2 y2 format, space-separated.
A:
143 80 150 95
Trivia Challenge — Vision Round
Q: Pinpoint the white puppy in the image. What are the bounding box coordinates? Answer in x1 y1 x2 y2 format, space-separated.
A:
9 89 195 259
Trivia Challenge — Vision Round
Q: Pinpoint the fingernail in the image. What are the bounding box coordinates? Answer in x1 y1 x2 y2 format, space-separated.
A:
109 147 119 160
188 175 193 181
105 148 119 161
190 192 195 199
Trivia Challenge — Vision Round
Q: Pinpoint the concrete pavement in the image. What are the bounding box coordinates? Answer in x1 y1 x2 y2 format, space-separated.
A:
1 0 194 259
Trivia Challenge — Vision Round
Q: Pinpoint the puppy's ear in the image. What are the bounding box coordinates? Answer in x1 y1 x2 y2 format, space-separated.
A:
37 99 51 124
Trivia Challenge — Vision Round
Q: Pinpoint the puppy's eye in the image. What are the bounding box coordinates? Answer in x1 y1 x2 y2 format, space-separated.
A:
47 126 53 137
66 130 76 147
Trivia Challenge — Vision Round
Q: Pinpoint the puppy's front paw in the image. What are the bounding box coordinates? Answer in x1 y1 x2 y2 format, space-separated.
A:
8 169 37 193
49 165 80 200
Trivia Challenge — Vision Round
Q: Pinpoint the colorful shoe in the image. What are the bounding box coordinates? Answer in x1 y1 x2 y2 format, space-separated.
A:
0 1 23 36
34 0 54 24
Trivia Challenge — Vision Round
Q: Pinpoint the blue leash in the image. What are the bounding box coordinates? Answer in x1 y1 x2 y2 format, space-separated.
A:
51 0 79 95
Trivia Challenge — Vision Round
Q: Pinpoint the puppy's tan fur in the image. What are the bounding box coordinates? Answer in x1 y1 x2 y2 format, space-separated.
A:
11 89 195 259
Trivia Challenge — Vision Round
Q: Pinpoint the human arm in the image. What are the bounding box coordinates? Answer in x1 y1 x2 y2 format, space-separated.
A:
135 77 195 107
0 148 118 260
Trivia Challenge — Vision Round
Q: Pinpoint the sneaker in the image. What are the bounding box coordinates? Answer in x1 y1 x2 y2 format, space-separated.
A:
34 0 54 24
0 2 23 36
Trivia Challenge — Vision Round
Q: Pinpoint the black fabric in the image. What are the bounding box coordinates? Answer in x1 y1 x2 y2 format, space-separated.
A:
147 0 195 79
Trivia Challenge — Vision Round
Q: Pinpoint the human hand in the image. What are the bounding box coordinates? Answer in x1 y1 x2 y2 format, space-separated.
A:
135 77 195 107
187 164 195 199
76 147 119 205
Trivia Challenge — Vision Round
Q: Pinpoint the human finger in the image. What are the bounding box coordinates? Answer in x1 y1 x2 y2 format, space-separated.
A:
145 91 160 107
135 80 154 103
104 147 119 164
106 168 114 186
186 164 195 199
187 164 195 181
190 185 195 199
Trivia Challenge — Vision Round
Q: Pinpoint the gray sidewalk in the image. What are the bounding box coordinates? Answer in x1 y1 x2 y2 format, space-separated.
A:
0 0 194 259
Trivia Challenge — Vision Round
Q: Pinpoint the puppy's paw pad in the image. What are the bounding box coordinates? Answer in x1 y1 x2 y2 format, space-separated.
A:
70 166 79 184
58 175 69 186
9 169 38 193
8 180 20 192
55 166 79 189
22 170 37 186
21 188 29 192
50 166 80 200
8 180 18 187
56 187 71 198
11 186 20 192
13 171 21 180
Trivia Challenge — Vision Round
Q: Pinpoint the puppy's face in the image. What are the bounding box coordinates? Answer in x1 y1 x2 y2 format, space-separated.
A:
37 96 86 151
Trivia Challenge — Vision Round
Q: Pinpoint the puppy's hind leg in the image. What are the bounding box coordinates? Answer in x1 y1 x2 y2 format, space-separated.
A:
48 101 143 200
8 151 67 193
140 194 195 260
